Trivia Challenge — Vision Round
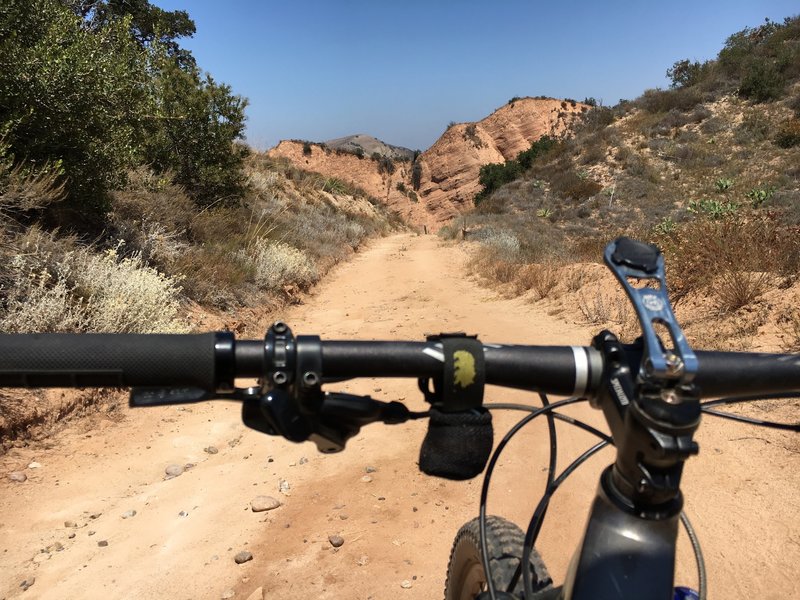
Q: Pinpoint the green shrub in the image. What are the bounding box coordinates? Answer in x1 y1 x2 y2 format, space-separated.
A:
302 142 313 156
667 59 706 88
144 54 249 207
687 198 739 219
738 60 786 102
715 178 734 192
746 186 775 207
0 0 149 215
396 182 406 193
376 155 395 175
411 162 422 191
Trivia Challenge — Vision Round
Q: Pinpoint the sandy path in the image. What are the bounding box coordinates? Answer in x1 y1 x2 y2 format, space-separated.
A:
1 233 798 599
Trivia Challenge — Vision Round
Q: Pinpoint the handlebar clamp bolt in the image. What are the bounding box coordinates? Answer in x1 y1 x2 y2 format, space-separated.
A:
661 390 680 405
272 322 288 334
302 371 320 387
665 353 684 377
273 371 288 385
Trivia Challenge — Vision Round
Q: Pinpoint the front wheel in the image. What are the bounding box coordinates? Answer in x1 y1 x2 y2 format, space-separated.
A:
444 516 552 600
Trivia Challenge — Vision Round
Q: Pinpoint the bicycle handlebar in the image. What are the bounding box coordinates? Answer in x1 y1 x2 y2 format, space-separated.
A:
1 332 799 400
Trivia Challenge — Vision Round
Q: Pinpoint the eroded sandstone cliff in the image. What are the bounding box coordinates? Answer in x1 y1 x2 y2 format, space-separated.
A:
268 97 587 230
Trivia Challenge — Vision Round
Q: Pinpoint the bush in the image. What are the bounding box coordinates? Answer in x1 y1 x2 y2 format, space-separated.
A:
638 87 702 114
144 55 249 207
463 123 483 148
667 59 706 88
734 110 771 144
549 171 602 201
775 118 800 148
247 240 317 293
376 155 395 175
0 242 186 333
411 162 422 191
738 60 786 102
0 0 149 215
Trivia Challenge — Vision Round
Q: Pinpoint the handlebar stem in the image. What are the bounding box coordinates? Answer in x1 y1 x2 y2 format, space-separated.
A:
593 331 701 517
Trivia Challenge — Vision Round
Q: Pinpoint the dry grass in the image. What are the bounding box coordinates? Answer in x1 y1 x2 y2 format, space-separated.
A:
515 262 561 299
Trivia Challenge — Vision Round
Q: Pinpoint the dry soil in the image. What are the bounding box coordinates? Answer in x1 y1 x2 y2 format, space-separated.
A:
1 233 798 599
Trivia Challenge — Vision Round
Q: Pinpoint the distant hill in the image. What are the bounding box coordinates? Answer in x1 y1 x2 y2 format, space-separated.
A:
269 97 588 229
324 134 416 161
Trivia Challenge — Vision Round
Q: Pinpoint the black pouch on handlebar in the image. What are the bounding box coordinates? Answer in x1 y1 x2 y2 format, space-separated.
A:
418 334 492 480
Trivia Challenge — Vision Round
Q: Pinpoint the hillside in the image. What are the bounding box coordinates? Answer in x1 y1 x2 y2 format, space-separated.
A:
448 15 800 353
324 133 415 161
268 97 588 229
0 154 400 443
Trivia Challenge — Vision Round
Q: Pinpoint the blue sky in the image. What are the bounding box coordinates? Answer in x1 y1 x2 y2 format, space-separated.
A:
157 1 798 151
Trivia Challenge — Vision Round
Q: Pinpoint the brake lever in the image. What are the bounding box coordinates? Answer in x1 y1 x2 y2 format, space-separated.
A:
130 386 259 406
604 237 697 383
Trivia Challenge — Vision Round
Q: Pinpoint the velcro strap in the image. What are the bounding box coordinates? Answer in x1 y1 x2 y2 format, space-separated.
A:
423 334 484 412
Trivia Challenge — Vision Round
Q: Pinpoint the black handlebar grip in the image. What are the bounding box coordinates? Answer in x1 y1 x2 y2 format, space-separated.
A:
0 333 219 390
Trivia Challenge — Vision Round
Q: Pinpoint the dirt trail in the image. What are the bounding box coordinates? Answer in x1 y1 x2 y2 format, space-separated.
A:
1 233 798 599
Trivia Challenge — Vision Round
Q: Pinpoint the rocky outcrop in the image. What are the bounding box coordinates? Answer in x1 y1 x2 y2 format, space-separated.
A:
414 98 588 222
268 97 588 230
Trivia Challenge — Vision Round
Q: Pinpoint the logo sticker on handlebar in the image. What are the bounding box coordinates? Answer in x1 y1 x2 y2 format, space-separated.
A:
642 293 664 312
453 351 476 388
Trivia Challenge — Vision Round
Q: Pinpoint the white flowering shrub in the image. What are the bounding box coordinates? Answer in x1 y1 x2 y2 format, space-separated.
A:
480 230 521 259
0 246 186 333
248 240 318 292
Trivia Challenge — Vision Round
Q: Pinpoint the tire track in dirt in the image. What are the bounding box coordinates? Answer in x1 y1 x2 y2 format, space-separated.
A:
1 233 797 599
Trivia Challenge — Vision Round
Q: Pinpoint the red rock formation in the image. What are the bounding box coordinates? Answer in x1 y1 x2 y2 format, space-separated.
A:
268 97 588 230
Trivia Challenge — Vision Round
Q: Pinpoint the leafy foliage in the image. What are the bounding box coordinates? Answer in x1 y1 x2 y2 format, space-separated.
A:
0 0 248 220
0 0 149 214
474 136 559 204
144 54 248 206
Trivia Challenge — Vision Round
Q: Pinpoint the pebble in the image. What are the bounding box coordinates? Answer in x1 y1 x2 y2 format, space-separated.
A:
339 514 349 520
357 555 369 566
8 471 27 483
221 590 235 599
360 475 373 483
89 512 102 520
179 511 189 517
204 446 219 454
98 540 108 547
121 510 137 519
88 531 96 536
328 535 344 548
251 496 281 512
64 520 77 528
244 587 264 600
365 465 377 473
400 580 413 589
234 551 253 564
68 532 76 539
28 462 42 469
165 464 184 478
20 577 35 591
279 480 290 495
298 457 308 465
